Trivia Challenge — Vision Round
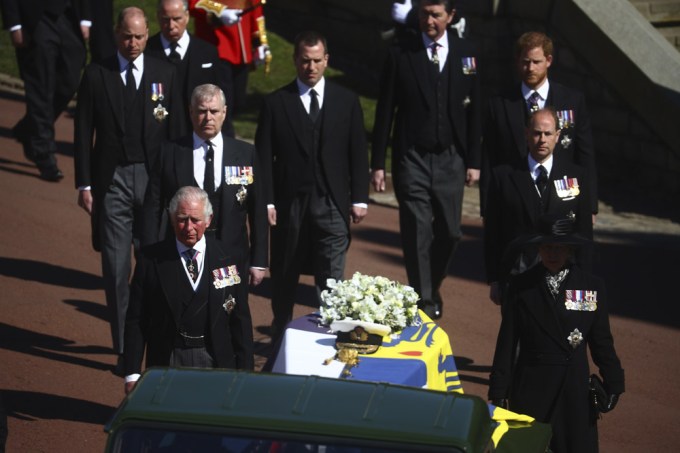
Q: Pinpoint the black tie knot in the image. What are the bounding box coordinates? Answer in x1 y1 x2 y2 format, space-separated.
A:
169 42 181 64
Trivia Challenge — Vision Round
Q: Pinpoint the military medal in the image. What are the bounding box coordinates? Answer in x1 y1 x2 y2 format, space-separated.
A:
554 176 580 199
212 265 241 289
567 328 584 348
461 57 477 75
556 109 574 129
151 83 165 101
153 104 168 122
565 289 597 311
223 294 236 314
225 166 254 185
462 96 471 108
236 185 247 205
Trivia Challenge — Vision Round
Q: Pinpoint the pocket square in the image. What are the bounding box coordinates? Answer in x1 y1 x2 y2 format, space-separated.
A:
201 63 213 68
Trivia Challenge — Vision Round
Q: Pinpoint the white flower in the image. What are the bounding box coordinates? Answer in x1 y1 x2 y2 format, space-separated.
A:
320 272 420 331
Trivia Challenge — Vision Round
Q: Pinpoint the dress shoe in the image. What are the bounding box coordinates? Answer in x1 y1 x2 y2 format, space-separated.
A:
38 166 64 182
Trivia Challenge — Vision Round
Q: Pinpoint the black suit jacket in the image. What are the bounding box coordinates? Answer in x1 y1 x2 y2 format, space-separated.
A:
142 135 268 269
255 80 369 226
146 33 233 136
0 0 90 35
372 32 482 170
489 264 624 451
74 54 182 250
481 81 598 213
124 236 254 375
484 156 593 283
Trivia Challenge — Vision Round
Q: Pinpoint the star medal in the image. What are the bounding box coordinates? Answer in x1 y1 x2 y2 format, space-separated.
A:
236 185 247 205
567 328 583 348
560 135 572 148
223 294 236 314
153 104 168 122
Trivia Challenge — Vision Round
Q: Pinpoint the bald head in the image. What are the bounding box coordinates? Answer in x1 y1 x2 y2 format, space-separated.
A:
116 7 149 61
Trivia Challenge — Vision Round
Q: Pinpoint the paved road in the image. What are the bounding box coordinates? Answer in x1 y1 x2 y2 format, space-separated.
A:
0 92 679 452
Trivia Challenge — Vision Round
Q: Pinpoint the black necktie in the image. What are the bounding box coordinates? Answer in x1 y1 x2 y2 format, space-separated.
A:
536 165 548 198
431 43 440 68
168 42 181 64
125 62 136 100
309 89 319 122
528 91 540 113
183 249 199 282
204 142 215 193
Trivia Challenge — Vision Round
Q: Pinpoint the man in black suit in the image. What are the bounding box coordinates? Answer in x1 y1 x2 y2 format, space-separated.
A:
143 83 268 286
371 0 481 319
1 0 90 181
481 31 598 217
255 30 369 338
484 108 593 305
88 0 115 62
74 7 182 371
124 186 254 394
146 0 234 137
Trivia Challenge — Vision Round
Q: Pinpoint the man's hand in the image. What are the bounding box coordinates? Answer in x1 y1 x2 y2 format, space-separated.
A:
267 207 276 226
350 206 367 224
249 268 265 286
78 190 93 215
489 281 501 306
466 168 480 187
125 380 137 395
391 0 412 24
10 29 24 47
371 169 386 192
219 8 241 26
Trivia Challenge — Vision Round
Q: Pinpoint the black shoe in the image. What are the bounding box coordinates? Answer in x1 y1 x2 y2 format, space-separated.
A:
38 166 64 182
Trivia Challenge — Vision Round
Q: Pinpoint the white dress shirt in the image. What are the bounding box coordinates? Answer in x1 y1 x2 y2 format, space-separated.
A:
192 132 224 191
160 31 190 60
118 52 144 89
176 235 207 291
521 79 550 110
422 30 450 72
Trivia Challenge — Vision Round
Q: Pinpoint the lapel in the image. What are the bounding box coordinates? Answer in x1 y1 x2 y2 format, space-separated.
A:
281 81 312 155
406 38 436 109
504 87 528 158
102 57 126 133
155 239 191 325
175 137 196 187
524 271 571 352
509 163 541 220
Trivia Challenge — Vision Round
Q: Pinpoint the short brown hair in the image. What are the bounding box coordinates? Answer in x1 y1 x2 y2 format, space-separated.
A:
515 31 553 59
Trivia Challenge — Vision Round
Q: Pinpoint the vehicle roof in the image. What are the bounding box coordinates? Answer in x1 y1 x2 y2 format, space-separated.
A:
106 368 494 451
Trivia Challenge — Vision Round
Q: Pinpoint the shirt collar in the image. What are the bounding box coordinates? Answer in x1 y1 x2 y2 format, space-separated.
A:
176 235 207 257
528 153 554 177
160 31 190 54
296 77 325 97
193 132 224 151
521 79 550 103
117 52 144 72
422 30 449 51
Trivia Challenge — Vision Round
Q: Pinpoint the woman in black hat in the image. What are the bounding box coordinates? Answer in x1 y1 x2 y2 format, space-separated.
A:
488 215 624 453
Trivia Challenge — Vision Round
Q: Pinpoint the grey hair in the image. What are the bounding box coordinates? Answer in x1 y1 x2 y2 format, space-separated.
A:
191 84 227 110
168 186 213 219
157 0 189 11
